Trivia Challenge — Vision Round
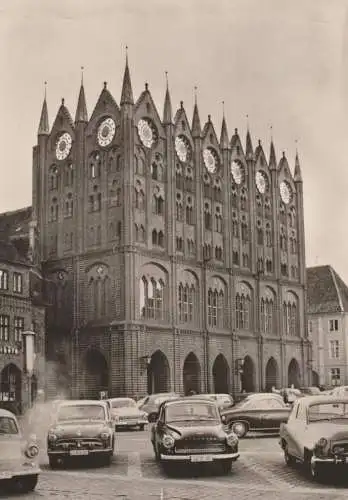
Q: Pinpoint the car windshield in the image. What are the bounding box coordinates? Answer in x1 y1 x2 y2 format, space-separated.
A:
166 402 219 422
111 399 136 409
308 402 348 422
57 404 106 421
0 416 18 434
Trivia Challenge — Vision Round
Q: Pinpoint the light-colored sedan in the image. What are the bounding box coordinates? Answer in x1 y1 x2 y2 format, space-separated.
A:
0 408 40 493
106 398 148 430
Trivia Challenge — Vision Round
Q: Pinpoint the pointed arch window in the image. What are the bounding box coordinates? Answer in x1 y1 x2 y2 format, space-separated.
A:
176 200 183 221
135 189 145 210
232 250 239 265
140 276 166 320
241 222 248 241
232 220 239 238
178 283 195 323
49 165 59 191
214 207 223 232
257 227 264 245
204 203 212 230
50 197 59 222
231 191 237 209
64 193 73 218
265 224 272 246
236 291 251 330
152 195 164 215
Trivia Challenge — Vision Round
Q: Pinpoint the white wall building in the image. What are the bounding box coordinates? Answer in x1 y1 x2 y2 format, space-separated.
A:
307 265 348 388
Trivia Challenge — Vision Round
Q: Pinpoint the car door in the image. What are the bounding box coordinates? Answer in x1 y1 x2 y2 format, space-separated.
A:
232 399 264 430
286 401 306 459
259 398 291 430
153 406 165 448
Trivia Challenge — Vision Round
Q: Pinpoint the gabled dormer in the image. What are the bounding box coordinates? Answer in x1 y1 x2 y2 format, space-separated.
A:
277 151 296 206
88 82 120 132
230 128 245 158
201 115 222 177
134 83 165 145
254 140 268 171
49 98 75 156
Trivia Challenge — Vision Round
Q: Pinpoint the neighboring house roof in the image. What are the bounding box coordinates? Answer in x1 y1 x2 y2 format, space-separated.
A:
0 239 30 266
0 206 32 240
307 265 348 314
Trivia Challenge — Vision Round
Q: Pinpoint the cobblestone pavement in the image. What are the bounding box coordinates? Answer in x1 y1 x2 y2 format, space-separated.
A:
3 430 348 499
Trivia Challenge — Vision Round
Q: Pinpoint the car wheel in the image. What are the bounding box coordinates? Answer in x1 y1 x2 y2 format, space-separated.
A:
231 421 248 438
161 462 173 476
284 445 295 466
49 456 60 469
221 459 232 475
139 424 145 431
13 474 38 493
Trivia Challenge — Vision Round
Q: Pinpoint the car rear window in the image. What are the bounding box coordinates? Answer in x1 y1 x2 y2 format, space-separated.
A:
0 416 18 434
57 404 106 421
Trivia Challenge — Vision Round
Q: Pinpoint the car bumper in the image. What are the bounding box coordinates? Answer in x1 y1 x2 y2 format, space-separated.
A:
0 465 40 480
48 448 112 457
312 455 348 465
160 452 239 462
115 420 147 427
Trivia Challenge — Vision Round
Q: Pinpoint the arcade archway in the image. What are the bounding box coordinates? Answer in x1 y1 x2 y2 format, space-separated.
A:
212 354 230 393
147 350 170 394
0 364 22 414
183 352 201 395
288 358 301 388
241 355 255 393
265 357 279 391
312 370 319 387
82 349 109 399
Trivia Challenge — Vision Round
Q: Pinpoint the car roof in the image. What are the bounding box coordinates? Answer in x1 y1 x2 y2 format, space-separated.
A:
58 399 108 407
244 392 282 399
0 408 16 418
297 395 348 406
107 397 134 402
163 397 217 406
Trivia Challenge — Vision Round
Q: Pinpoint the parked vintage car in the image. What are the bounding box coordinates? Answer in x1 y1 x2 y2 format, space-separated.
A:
329 386 348 398
0 408 40 493
299 387 321 396
220 393 291 438
189 393 234 411
47 399 115 468
280 396 348 480
138 393 181 422
106 397 148 430
150 397 239 474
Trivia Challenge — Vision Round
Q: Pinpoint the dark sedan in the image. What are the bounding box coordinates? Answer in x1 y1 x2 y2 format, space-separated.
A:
150 397 239 474
221 393 291 438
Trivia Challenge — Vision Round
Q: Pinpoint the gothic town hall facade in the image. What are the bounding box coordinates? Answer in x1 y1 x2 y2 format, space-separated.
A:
32 58 311 400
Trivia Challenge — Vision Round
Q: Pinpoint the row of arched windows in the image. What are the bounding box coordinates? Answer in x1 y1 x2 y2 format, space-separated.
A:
140 277 165 320
49 164 74 191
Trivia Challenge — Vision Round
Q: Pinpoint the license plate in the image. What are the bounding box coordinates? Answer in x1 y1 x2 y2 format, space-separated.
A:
191 455 213 462
70 450 89 456
0 471 12 479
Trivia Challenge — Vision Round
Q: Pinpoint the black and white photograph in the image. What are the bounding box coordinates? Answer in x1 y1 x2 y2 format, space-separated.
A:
1 0 348 498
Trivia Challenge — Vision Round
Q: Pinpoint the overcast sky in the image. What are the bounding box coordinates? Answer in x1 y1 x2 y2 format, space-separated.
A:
1 0 348 281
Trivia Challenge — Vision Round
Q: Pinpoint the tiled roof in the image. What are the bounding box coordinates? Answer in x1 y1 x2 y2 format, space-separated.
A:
0 206 32 240
307 265 348 314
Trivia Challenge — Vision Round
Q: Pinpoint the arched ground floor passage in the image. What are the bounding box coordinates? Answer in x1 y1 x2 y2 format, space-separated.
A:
67 329 310 399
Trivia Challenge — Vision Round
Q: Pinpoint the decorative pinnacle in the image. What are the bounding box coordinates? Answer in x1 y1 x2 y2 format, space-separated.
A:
44 81 47 99
270 124 273 140
180 100 183 109
81 66 84 85
208 114 211 122
145 82 148 91
246 114 249 129
61 98 65 105
235 128 238 134
104 81 107 89
194 86 197 105
295 138 299 154
126 45 128 61
165 71 168 88
222 100 225 117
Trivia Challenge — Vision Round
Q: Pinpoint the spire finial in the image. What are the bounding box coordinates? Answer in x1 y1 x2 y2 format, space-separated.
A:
165 71 168 88
295 138 299 154
222 100 225 118
81 66 84 85
61 97 65 105
246 114 249 130
145 82 148 91
104 81 107 89
270 124 273 141
194 86 198 105
44 81 47 99
125 45 129 65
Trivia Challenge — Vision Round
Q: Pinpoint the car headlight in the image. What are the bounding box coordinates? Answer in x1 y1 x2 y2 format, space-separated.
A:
25 444 39 458
142 412 148 420
100 428 112 439
226 432 238 447
48 432 57 442
162 434 175 449
317 437 328 448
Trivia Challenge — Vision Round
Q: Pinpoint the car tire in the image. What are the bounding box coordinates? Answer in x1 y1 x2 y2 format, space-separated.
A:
154 441 160 462
284 445 295 466
231 421 248 438
13 474 38 493
49 456 60 469
161 462 173 476
221 459 232 475
139 424 145 431
309 460 322 481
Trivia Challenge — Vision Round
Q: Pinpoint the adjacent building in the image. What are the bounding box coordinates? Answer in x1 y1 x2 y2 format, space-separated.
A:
28 56 311 400
307 265 348 388
0 207 46 413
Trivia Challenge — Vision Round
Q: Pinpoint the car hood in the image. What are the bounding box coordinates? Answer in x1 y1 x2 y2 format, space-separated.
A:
165 421 227 439
0 435 23 461
307 421 348 442
111 408 143 417
51 420 107 438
